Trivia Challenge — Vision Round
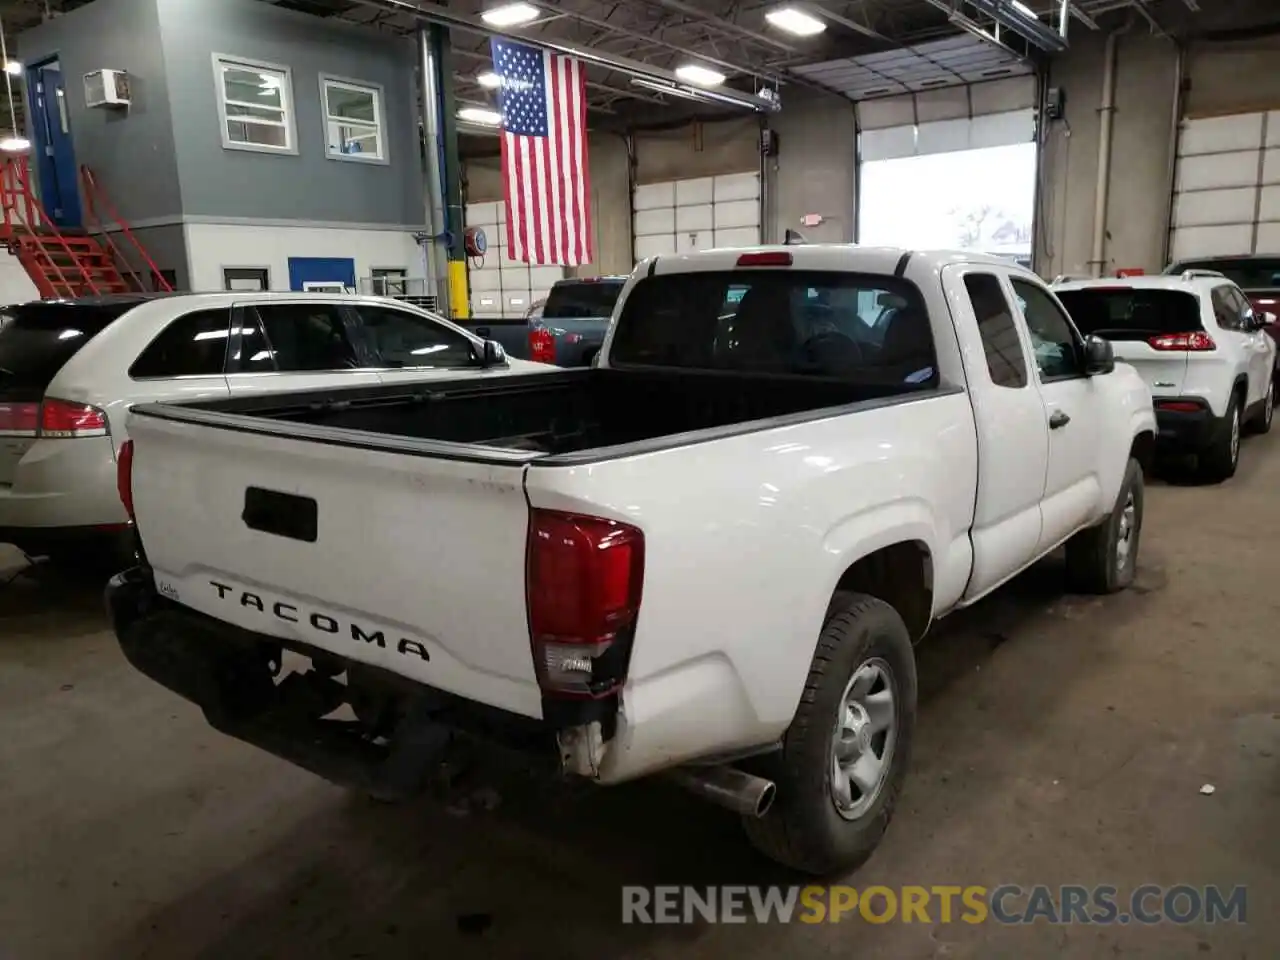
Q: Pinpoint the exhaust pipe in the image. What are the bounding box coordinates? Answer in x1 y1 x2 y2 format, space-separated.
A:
668 766 776 818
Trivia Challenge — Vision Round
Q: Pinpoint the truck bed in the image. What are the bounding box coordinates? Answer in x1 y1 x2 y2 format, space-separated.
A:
146 367 925 462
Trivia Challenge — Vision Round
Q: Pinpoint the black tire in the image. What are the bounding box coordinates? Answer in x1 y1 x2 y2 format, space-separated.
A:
1250 378 1274 435
1064 456 1144 594
742 592 917 876
1197 392 1242 482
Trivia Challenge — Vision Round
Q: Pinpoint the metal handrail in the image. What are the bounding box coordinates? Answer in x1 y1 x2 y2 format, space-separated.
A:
0 156 96 296
79 164 173 292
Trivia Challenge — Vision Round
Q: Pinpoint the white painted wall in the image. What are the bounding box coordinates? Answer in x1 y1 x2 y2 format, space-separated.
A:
0 251 39 305
183 223 427 293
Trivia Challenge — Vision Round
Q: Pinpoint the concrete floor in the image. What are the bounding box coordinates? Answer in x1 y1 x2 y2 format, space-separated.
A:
2 443 1278 960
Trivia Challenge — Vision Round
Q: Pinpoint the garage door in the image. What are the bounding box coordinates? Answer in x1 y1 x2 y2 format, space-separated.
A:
1169 111 1280 261
632 172 761 261
464 200 564 317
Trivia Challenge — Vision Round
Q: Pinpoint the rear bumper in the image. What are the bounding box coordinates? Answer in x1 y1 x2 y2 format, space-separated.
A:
0 436 126 531
107 568 565 799
1154 399 1220 452
0 522 131 557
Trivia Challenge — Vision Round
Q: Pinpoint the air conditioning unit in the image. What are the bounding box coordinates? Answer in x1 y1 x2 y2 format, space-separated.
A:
84 69 131 109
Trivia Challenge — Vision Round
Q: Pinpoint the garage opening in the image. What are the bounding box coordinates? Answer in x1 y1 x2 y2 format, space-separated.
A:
856 77 1037 265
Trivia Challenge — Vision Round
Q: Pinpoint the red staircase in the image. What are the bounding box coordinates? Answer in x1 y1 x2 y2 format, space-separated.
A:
0 155 173 299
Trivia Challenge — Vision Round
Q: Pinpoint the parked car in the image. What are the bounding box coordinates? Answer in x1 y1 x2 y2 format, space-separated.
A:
0 292 547 566
108 246 1155 876
1054 271 1275 481
1163 255 1280 340
528 275 627 366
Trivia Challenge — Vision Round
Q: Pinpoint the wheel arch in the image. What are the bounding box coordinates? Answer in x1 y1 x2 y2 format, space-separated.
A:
831 540 934 644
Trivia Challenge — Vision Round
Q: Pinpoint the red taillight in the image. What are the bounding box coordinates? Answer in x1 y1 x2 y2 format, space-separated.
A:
528 326 556 364
116 439 135 520
40 397 108 437
1148 332 1216 351
526 508 644 698
0 401 39 436
736 251 792 267
1156 400 1204 413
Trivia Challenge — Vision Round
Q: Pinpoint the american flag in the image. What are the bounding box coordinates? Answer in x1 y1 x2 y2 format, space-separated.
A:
490 38 593 266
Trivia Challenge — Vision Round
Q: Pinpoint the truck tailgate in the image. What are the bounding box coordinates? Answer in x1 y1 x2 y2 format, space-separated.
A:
126 410 544 719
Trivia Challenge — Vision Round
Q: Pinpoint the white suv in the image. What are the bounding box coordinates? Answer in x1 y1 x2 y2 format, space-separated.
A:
1054 271 1276 481
0 292 545 566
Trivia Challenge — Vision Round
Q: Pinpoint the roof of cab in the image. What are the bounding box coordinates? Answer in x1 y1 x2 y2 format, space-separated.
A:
647 244 1038 277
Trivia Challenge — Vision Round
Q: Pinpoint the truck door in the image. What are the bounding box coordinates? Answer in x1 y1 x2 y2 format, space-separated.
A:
942 266 1048 600
1006 277 1105 554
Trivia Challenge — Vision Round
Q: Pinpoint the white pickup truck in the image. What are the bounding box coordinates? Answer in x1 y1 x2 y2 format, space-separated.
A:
108 246 1156 875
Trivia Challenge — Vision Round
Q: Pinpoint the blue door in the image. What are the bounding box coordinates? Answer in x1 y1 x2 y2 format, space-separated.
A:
27 59 82 228
287 257 357 292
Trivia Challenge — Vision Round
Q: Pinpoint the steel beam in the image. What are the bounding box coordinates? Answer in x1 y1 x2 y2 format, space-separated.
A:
346 0 778 111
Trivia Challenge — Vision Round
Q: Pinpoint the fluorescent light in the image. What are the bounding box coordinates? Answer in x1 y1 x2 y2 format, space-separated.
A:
459 106 502 126
477 71 502 89
0 136 30 153
4 61 21 77
674 64 725 87
481 2 540 27
765 7 826 36
1010 1 1038 17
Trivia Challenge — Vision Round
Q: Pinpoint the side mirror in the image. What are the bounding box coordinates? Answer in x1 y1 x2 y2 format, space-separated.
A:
480 339 507 367
1083 335 1115 376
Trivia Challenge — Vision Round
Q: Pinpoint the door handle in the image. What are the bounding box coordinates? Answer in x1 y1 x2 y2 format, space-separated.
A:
1049 410 1071 430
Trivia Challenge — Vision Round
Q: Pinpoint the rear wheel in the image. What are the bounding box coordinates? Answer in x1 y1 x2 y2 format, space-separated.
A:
742 592 916 876
1065 457 1143 594
1198 393 1242 482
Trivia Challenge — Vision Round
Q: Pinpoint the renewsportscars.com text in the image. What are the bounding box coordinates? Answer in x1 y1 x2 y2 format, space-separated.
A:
621 884 1248 925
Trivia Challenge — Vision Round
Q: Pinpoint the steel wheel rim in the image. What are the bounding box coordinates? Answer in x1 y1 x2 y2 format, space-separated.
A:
1231 406 1241 463
1267 383 1274 427
1116 489 1137 571
830 658 897 821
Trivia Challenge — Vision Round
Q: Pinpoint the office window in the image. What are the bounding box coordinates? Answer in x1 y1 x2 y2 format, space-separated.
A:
321 76 385 161
215 54 296 153
129 309 232 379
224 267 269 292
150 269 178 292
370 267 407 297
963 273 1027 388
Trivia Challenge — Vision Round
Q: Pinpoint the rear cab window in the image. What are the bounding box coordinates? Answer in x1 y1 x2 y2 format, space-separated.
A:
1054 286 1204 341
542 280 626 319
1171 257 1280 289
0 301 140 401
609 269 938 386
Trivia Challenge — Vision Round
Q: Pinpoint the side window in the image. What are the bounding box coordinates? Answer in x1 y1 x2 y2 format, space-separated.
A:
237 303 358 372
1212 287 1241 331
1228 287 1256 329
1009 279 1084 380
963 273 1028 388
350 305 477 368
129 309 232 379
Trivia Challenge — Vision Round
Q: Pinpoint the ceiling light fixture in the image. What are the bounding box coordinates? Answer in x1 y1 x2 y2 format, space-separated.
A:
480 3 540 27
458 106 502 126
3 60 20 77
674 64 726 87
0 135 30 152
765 7 826 37
477 71 502 89
631 76 773 112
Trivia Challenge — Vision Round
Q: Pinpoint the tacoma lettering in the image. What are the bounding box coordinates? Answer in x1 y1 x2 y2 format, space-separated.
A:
207 580 429 662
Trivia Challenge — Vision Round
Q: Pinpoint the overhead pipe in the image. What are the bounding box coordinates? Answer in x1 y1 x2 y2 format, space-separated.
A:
1090 17 1135 276
347 0 779 113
